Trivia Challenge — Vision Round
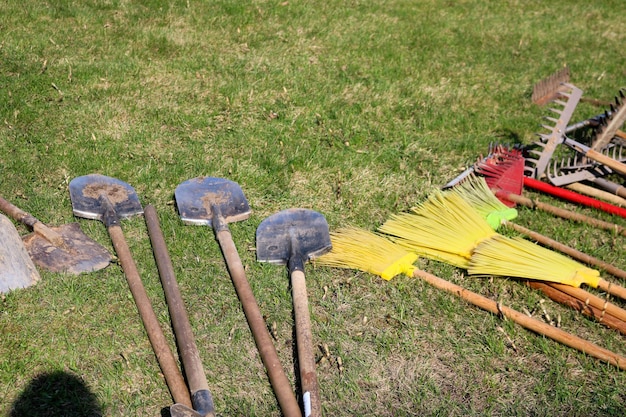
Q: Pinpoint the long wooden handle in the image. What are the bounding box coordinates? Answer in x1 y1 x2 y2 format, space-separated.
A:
565 183 626 207
504 221 626 281
144 205 215 415
0 196 64 246
412 268 626 370
107 224 192 408
496 191 626 236
527 281 626 336
584 149 626 177
598 279 626 301
290 269 321 417
216 229 302 417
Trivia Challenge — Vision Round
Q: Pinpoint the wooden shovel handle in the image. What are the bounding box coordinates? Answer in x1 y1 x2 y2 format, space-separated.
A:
412 268 626 370
107 224 192 408
215 229 302 417
290 269 321 417
144 206 215 415
0 196 64 246
583 149 626 177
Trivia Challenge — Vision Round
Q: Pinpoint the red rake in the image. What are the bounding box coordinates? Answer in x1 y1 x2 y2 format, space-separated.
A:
476 145 626 220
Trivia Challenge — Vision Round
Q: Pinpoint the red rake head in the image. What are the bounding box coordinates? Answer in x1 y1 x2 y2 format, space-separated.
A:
474 146 525 207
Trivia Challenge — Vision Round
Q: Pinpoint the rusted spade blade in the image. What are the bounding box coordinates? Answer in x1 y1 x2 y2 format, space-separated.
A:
0 213 40 293
0 195 111 274
69 174 192 409
175 177 302 417
256 208 332 417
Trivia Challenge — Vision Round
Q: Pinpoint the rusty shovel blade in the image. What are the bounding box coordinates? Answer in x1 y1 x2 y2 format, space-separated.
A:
0 195 111 275
174 177 251 226
69 174 143 223
256 208 331 269
22 223 112 274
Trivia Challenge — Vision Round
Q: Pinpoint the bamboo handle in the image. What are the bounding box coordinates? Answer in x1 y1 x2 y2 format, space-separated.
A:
291 269 321 417
497 191 626 236
545 282 626 323
412 268 626 370
504 222 626 281
598 279 626 301
527 282 626 336
107 224 192 408
144 206 215 416
216 229 302 417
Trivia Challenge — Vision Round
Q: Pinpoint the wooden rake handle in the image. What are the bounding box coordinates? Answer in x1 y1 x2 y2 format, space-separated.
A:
215 229 302 417
412 268 626 370
107 224 192 408
496 190 626 236
291 269 321 417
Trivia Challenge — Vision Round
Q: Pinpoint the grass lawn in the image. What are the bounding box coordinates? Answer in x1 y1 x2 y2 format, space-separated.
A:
1 0 625 415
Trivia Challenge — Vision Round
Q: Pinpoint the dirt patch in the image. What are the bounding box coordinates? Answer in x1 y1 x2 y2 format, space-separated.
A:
201 191 229 209
83 182 130 204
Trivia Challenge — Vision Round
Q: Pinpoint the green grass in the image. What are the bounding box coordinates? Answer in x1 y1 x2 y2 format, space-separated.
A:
2 0 626 415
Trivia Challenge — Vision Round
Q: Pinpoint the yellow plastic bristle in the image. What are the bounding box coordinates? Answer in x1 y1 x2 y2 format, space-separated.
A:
469 235 601 288
449 175 518 230
315 228 417 280
379 190 497 267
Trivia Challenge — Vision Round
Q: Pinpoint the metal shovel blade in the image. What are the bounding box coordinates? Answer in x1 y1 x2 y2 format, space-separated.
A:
256 208 331 266
69 174 143 221
174 177 251 226
21 223 112 274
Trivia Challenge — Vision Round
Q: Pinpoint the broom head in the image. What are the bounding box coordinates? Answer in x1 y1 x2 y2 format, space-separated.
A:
469 234 601 289
449 174 518 230
379 189 497 269
316 228 417 280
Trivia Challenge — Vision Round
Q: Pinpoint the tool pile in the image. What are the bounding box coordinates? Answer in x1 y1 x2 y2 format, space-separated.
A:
2 67 625 415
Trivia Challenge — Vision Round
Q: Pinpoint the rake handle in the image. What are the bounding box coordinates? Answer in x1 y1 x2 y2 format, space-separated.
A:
522 177 626 219
527 282 626 336
291 269 321 417
215 229 302 417
107 224 192 408
504 221 626 281
144 205 215 416
496 190 626 236
0 196 65 246
412 268 626 370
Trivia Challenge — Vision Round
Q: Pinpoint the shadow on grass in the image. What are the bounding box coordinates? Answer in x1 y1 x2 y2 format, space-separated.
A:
10 370 102 417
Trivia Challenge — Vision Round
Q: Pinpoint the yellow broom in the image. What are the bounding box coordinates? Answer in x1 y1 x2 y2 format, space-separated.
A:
452 175 626 324
316 227 626 370
378 190 497 269
379 184 626 300
450 175 626 299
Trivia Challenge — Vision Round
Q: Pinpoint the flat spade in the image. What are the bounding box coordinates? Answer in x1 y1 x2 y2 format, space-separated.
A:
69 174 192 409
0 195 111 274
175 177 302 417
0 213 40 293
256 208 331 417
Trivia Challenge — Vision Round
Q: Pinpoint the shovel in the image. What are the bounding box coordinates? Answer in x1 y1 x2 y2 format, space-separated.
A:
0 213 40 293
256 209 332 417
144 204 215 417
0 195 111 274
68 174 192 409
175 176 302 417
